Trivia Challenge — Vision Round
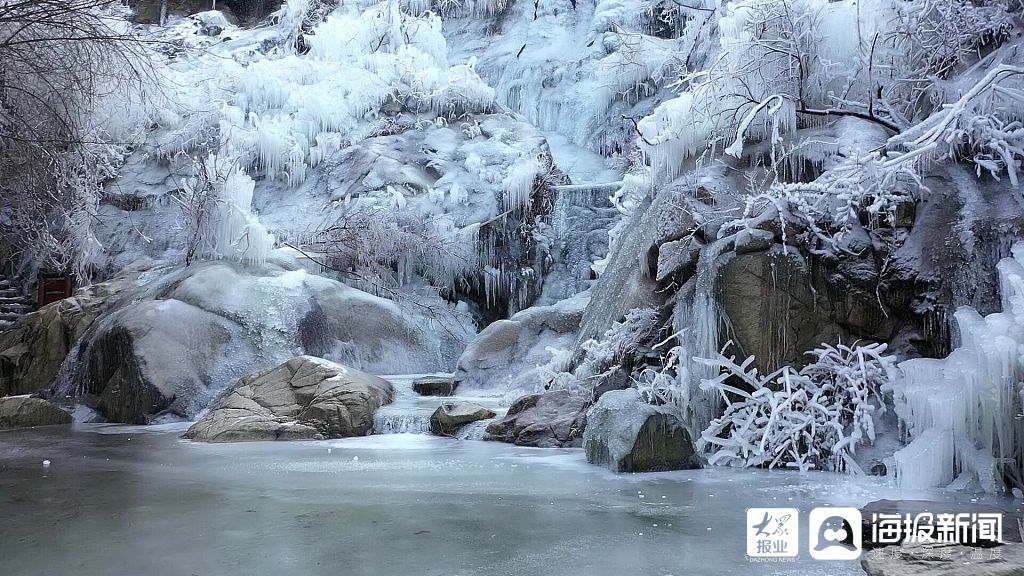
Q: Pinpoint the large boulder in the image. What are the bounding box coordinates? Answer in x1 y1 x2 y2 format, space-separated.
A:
484 389 589 447
455 294 588 391
184 356 393 442
429 402 496 436
862 542 1024 576
85 299 237 424
49 260 464 423
0 395 72 429
583 389 701 473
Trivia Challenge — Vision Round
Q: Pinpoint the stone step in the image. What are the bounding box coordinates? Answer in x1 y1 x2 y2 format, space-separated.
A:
0 289 19 298
0 312 22 323
0 296 31 305
0 320 11 332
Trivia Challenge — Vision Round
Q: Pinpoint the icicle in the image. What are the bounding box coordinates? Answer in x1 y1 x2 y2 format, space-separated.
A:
894 241 1024 492
502 156 541 212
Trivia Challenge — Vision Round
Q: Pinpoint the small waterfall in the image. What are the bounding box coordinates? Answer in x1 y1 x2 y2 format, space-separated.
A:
673 238 731 440
372 374 505 436
372 411 431 434
453 420 490 440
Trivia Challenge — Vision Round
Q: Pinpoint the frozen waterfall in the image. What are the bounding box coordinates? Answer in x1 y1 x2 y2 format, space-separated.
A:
894 242 1024 493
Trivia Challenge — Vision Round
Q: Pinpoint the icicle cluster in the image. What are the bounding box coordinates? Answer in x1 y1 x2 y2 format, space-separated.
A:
159 1 495 187
894 242 1024 492
182 154 276 265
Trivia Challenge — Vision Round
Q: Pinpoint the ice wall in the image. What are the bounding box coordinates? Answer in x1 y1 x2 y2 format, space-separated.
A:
894 242 1024 492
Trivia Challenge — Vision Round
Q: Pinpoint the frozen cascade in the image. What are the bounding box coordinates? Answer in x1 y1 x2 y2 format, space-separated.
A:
372 375 506 435
547 182 620 299
894 242 1024 492
673 239 731 438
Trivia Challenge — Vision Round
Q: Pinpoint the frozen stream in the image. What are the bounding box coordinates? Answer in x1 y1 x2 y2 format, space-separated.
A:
2 421 1018 576
372 375 508 437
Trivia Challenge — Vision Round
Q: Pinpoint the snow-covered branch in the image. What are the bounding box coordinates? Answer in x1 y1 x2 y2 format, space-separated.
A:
696 341 896 473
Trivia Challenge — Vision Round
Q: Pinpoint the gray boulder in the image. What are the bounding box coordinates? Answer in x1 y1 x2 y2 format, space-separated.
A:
83 299 237 424
0 395 72 429
484 389 588 447
429 402 496 436
862 542 1024 576
591 367 632 401
583 389 701 473
656 237 700 283
412 376 457 396
455 294 587 391
184 356 393 442
733 228 775 254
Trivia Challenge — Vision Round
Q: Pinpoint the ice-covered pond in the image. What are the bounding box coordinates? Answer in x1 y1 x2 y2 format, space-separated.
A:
0 424 1015 576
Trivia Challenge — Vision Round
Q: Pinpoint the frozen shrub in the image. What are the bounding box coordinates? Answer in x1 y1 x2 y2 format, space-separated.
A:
696 341 896 473
579 306 663 378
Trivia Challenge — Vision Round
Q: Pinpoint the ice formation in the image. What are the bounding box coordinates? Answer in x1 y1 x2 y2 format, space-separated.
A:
637 0 900 183
894 242 1024 492
185 155 276 265
156 1 496 190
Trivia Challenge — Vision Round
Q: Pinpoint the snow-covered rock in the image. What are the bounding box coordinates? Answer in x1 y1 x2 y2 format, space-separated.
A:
184 356 393 442
455 293 588 392
50 259 463 423
583 388 700 473
85 298 238 424
0 395 72 429
484 389 589 448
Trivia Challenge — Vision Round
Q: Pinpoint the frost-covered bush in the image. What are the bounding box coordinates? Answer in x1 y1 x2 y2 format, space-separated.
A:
579 306 662 378
696 341 896 473
298 206 480 298
175 154 277 266
636 0 1019 187
735 152 924 247
888 65 1024 185
0 0 154 279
